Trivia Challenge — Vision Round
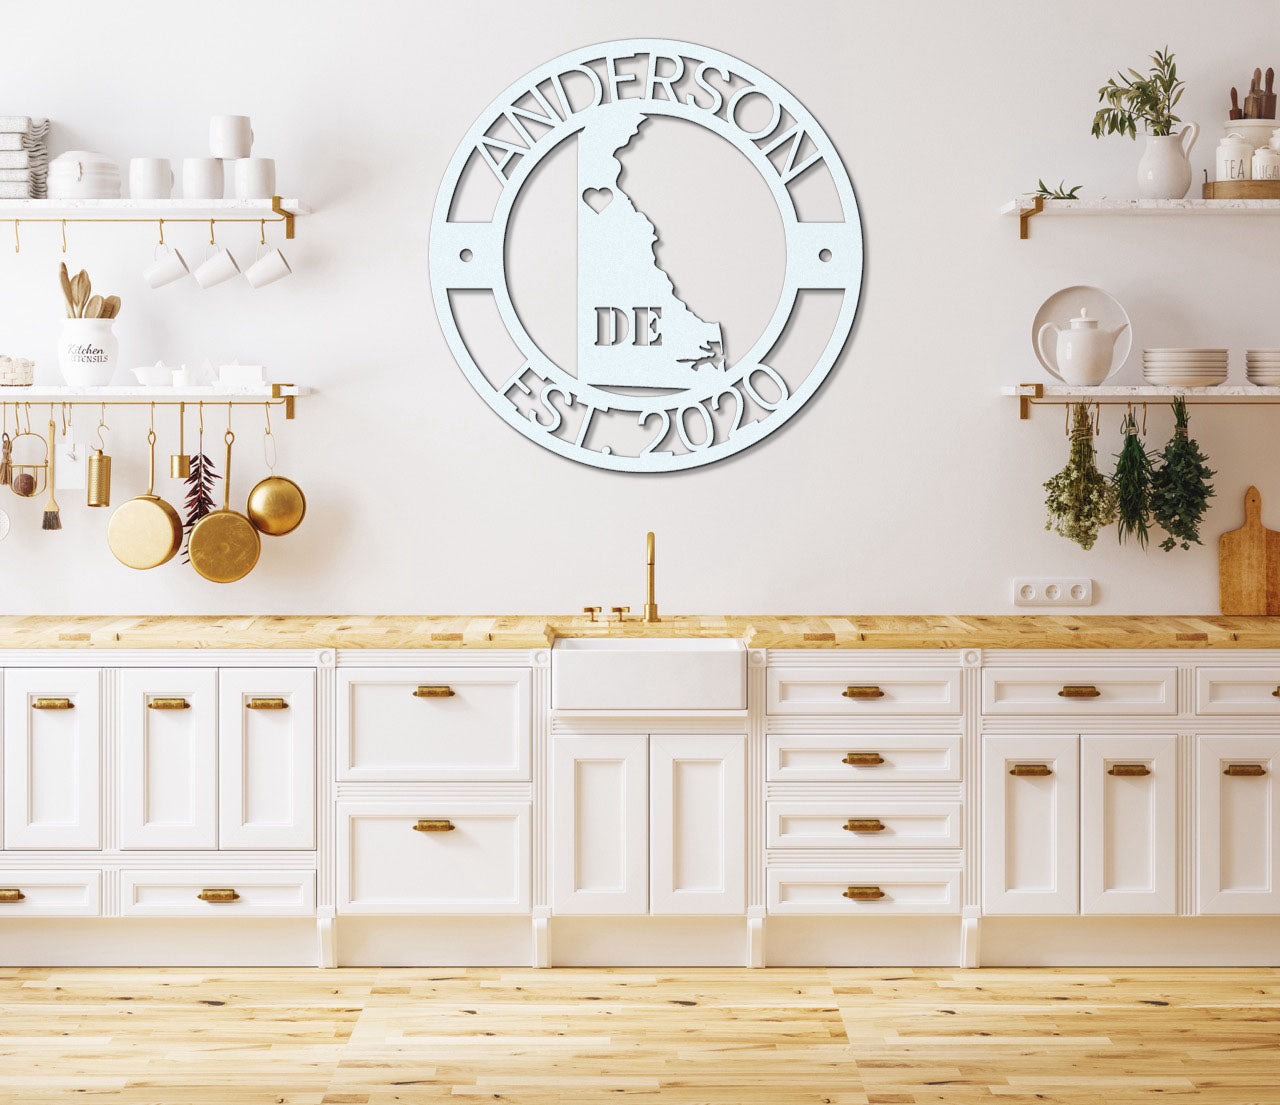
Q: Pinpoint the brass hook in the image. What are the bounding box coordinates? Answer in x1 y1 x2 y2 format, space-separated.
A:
158 219 165 247
95 402 108 451
198 400 204 435
1093 402 1101 436
226 400 233 434
1142 402 1148 436
209 219 216 246
60 219 67 253
1064 402 1069 437
22 402 30 434
149 401 155 434
61 402 69 437
259 219 266 246
262 402 276 471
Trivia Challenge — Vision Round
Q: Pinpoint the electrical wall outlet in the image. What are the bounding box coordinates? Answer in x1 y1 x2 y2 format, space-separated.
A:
1013 577 1094 607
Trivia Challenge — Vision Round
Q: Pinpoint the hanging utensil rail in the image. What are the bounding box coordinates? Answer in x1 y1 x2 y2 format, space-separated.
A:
0 386 308 419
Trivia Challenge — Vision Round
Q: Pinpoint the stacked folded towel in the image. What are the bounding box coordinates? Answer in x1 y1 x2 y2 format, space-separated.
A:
0 116 49 197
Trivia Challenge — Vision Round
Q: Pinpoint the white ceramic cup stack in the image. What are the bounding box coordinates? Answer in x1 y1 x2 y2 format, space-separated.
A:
1143 348 1228 387
48 151 120 198
1245 349 1280 386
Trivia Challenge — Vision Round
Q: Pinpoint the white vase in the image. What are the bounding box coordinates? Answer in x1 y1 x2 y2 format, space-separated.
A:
57 318 118 387
1137 124 1199 199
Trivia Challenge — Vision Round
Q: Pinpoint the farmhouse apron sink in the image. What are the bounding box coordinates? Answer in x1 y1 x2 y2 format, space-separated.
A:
551 637 746 711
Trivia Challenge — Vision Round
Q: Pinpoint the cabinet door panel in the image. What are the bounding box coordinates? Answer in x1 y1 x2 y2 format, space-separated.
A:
219 670 315 849
118 669 217 850
551 736 648 914
982 736 1078 914
1080 736 1176 915
3 669 101 849
1197 736 1280 914
650 736 745 915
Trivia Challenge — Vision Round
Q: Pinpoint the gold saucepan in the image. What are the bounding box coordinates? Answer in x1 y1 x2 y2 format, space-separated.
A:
107 427 181 569
188 428 260 584
245 405 305 536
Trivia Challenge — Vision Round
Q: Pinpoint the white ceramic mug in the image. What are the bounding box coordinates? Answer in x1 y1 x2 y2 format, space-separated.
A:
233 157 276 199
244 244 291 288
129 157 173 199
209 115 253 159
182 157 224 199
144 244 189 288
193 245 240 289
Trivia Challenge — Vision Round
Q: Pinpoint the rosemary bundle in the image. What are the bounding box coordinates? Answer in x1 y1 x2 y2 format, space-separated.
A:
1112 410 1155 547
1045 403 1118 550
1151 397 1214 551
181 449 219 563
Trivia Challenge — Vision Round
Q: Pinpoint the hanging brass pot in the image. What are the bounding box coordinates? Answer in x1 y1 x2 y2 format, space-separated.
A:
188 428 260 583
246 405 305 536
107 424 182 570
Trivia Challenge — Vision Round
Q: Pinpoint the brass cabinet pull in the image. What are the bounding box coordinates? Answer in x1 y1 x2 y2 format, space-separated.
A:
197 888 240 903
1107 763 1151 777
1010 763 1053 777
842 885 885 901
147 697 190 710
413 686 455 699
31 697 73 710
843 818 886 833
0 888 25 903
246 698 288 710
1058 684 1101 699
413 819 455 832
1225 763 1267 777
842 685 885 699
1272 687 1280 698
842 751 885 766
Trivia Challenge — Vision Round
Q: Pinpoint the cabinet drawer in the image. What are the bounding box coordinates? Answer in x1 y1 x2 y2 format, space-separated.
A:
119 870 316 917
338 802 530 915
767 866 960 914
0 871 101 917
767 667 961 716
767 802 961 849
767 734 961 782
339 669 530 781
982 667 1176 716
1196 668 1280 715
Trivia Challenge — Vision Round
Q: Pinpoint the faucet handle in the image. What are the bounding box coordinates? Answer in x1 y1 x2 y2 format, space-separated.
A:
610 606 631 623
582 606 602 622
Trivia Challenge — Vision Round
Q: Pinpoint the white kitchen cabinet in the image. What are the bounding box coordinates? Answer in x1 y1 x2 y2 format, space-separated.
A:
551 735 648 914
767 666 961 715
650 736 745 915
118 669 218 850
766 734 962 782
1080 736 1177 915
219 669 315 849
0 870 101 917
982 667 1177 716
338 668 530 781
337 802 530 914
767 801 961 850
120 870 316 917
767 866 961 915
1197 736 1280 914
3 669 101 850
982 736 1079 914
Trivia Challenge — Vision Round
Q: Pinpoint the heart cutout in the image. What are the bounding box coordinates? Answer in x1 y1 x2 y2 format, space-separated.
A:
582 187 613 214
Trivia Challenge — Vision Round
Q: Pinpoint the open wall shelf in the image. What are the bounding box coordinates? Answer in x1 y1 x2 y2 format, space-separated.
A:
1004 383 1280 420
1001 195 1280 239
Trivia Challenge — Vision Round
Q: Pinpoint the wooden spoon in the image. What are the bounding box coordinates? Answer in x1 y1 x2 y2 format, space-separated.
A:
58 262 74 318
71 270 90 318
83 294 103 320
101 295 120 320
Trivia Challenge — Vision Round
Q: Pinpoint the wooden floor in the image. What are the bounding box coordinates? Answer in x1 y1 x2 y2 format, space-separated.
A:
0 968 1277 1104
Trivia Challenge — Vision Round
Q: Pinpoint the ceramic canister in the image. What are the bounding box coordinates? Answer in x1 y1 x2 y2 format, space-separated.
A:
1217 133 1254 181
1253 146 1280 181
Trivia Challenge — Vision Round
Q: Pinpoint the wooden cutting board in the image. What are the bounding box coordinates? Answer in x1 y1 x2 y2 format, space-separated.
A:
1219 487 1280 614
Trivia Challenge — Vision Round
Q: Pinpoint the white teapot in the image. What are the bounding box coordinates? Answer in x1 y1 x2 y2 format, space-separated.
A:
1037 308 1129 386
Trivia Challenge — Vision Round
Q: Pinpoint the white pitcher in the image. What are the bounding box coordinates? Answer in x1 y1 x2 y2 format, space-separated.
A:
1137 124 1199 199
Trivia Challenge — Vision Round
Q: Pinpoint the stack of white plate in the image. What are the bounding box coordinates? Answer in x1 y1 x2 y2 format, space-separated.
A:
1246 349 1280 386
1143 348 1228 387
48 151 120 199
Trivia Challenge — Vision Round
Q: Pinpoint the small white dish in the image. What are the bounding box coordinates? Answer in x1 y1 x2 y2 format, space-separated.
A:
132 362 172 387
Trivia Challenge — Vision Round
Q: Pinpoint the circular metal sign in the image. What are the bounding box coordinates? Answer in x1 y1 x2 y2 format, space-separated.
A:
431 39 862 472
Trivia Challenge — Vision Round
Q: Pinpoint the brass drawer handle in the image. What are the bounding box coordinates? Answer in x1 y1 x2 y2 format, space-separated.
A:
413 685 455 699
842 885 885 901
842 685 885 699
842 752 884 766
1058 684 1101 699
1010 763 1053 777
1225 763 1267 777
32 697 73 710
1108 763 1151 777
413 819 456 832
197 888 240 903
246 698 289 710
147 697 190 710
843 818 886 833
0 888 25 903
1272 687 1280 698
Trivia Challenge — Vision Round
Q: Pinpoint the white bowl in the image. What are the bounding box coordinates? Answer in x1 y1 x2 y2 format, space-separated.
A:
132 364 172 387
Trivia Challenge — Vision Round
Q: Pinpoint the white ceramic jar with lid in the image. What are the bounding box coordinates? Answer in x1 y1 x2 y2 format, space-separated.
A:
1216 132 1254 181
1253 145 1280 180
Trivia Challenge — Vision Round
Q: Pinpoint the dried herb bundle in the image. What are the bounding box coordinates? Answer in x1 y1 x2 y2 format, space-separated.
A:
1151 397 1214 551
181 450 219 563
1112 410 1155 547
1045 403 1118 550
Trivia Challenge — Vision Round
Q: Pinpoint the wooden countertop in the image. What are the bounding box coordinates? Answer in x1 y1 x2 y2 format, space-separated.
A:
0 614 1277 650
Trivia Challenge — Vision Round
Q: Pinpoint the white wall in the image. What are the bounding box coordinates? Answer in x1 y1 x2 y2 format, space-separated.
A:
0 0 1274 615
